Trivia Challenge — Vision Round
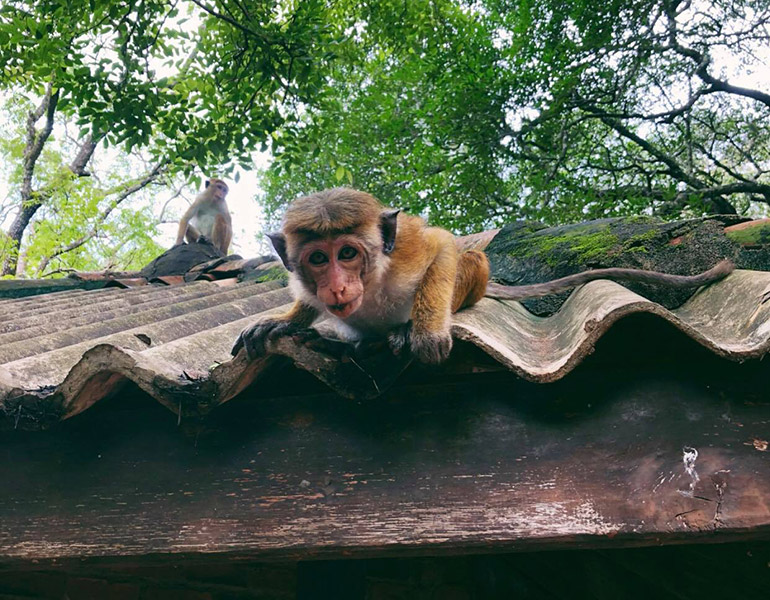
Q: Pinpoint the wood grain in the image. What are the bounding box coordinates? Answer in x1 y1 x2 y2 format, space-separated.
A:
0 330 768 564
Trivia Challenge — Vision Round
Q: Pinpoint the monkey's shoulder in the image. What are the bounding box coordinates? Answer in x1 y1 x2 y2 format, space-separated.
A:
390 218 453 269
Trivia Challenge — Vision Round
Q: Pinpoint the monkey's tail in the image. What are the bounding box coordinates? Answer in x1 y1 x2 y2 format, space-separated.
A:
485 259 735 301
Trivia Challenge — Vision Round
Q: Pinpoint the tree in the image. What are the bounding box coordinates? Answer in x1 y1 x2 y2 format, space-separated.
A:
259 0 770 230
260 0 513 232
0 0 340 275
500 0 770 219
0 94 166 277
4 0 767 267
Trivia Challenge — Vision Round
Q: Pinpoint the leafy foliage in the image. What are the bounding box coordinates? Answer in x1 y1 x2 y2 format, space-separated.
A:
2 0 769 275
0 0 342 275
260 0 770 230
262 0 514 232
0 0 339 173
0 94 165 276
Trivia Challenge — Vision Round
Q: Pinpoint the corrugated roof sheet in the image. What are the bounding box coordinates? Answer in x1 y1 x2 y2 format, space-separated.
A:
2 269 770 429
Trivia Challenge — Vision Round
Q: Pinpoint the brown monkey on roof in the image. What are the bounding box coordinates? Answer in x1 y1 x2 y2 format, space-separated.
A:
232 188 733 364
175 178 232 255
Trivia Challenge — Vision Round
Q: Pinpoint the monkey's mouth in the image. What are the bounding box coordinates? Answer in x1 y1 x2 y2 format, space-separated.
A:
326 296 363 319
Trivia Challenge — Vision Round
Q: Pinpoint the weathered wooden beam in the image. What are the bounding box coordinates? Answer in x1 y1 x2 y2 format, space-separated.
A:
0 318 768 565
0 278 107 299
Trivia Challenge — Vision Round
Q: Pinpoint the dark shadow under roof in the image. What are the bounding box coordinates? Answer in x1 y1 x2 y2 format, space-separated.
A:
1 269 770 429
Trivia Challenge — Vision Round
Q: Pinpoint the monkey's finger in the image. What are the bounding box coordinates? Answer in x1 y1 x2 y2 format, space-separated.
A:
242 332 264 360
266 323 289 342
232 325 266 360
292 328 322 344
387 322 412 355
410 331 452 364
231 334 245 357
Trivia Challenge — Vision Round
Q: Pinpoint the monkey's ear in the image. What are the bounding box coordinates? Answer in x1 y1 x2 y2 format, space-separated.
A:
267 232 293 272
380 209 400 255
205 179 211 188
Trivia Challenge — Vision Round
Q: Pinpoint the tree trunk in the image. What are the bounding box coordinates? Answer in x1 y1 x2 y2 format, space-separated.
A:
1 86 100 276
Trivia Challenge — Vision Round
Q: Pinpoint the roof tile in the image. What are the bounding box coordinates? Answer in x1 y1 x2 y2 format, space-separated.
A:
1 270 769 429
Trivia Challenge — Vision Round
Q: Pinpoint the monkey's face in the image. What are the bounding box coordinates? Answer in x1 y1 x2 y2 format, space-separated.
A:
299 237 367 319
205 178 229 200
212 181 228 200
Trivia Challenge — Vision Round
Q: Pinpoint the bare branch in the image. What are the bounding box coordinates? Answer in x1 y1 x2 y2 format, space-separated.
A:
576 96 737 214
21 82 59 200
662 1 770 110
2 84 60 276
578 98 698 186
158 184 187 222
697 181 770 201
39 267 76 278
36 162 167 276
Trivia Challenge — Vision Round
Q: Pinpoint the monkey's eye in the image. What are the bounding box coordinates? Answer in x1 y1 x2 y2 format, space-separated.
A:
338 246 358 260
308 251 328 265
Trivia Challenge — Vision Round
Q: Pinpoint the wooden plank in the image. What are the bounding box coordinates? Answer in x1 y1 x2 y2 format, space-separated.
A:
0 332 768 563
1 543 768 599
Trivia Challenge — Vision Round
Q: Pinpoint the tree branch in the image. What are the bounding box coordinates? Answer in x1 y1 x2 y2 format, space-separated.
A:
2 84 60 276
576 96 737 214
21 82 59 203
662 1 770 110
189 0 278 47
36 162 167 276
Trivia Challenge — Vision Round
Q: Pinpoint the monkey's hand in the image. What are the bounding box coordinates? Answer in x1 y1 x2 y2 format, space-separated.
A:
231 318 312 359
388 322 453 364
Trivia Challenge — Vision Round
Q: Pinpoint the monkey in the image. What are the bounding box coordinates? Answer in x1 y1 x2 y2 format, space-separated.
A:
231 188 734 365
175 178 232 255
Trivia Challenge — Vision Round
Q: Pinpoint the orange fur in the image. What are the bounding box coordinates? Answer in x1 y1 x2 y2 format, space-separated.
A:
282 300 319 327
283 188 383 236
184 223 201 244
387 217 490 325
452 250 490 312
212 213 232 255
393 224 457 333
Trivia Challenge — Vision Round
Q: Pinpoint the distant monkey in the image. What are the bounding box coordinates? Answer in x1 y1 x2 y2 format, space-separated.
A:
175 178 232 255
232 188 733 364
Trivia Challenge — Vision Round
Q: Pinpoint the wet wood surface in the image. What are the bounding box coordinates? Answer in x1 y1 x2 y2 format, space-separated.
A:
0 319 769 564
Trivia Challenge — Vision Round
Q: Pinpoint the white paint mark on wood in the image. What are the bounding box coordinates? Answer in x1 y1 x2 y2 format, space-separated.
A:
680 446 700 497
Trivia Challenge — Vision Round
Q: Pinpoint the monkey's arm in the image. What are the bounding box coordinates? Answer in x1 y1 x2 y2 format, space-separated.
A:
485 259 734 300
174 202 199 246
231 300 319 359
212 213 233 255
390 229 458 364
222 215 233 254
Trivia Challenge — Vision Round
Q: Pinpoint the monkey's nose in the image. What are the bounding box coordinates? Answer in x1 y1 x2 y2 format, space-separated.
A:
332 289 346 303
